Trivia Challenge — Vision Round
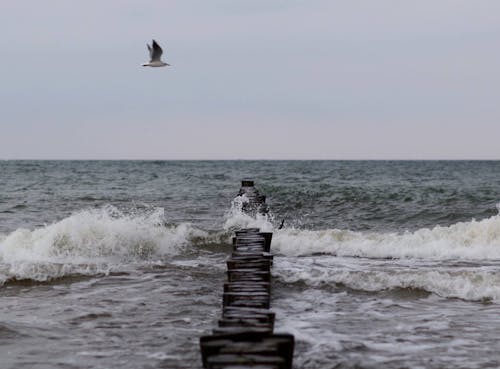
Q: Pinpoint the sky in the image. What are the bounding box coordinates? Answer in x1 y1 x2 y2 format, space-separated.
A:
1 0 500 160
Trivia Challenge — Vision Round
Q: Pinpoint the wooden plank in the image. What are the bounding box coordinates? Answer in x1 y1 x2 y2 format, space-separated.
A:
206 354 285 368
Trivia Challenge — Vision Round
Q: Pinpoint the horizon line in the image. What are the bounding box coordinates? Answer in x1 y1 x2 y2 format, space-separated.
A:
1 158 500 161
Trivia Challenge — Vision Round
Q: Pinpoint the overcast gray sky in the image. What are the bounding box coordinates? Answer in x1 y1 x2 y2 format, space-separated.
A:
1 1 499 159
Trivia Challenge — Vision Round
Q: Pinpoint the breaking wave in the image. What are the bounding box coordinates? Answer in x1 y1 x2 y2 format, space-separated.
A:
273 214 500 260
275 256 500 302
272 211 500 302
0 205 207 285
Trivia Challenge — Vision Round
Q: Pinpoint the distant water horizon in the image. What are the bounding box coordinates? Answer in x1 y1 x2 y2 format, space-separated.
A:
2 158 500 161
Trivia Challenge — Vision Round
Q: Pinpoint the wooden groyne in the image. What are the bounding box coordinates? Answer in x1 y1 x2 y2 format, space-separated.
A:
237 180 269 216
200 180 294 369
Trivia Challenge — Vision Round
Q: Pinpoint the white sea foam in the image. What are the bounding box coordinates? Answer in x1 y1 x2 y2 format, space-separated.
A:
273 215 500 260
275 256 500 301
222 194 274 232
0 205 206 284
272 214 500 301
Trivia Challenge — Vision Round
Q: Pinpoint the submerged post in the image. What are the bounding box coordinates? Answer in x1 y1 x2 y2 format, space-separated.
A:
238 179 269 216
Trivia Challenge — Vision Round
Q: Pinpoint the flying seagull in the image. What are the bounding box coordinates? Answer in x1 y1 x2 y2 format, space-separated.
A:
142 39 170 67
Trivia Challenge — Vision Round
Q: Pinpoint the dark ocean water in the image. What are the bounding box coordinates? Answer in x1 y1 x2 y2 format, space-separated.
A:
1 160 500 368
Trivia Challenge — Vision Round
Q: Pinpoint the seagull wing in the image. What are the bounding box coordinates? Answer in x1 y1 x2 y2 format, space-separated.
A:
150 39 164 62
147 43 153 60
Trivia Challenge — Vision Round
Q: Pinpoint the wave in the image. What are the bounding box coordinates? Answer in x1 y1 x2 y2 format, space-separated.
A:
0 205 207 285
275 257 500 302
273 210 500 302
272 214 500 260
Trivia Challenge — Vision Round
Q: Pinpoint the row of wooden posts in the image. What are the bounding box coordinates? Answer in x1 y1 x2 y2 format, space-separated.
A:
199 180 295 369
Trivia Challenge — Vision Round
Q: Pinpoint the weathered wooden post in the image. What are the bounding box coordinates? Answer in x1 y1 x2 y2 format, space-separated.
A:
199 180 294 369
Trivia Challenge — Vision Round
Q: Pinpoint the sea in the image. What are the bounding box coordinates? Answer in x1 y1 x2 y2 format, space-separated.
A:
1 160 500 369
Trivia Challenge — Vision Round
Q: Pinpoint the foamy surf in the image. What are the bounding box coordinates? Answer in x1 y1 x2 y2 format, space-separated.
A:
273 214 500 260
223 194 274 232
275 256 500 302
0 205 207 285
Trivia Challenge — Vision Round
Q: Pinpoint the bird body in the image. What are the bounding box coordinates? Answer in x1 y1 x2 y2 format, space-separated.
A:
142 39 169 67
143 60 168 67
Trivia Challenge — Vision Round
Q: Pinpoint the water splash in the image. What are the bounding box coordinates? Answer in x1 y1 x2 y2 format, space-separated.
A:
222 194 274 232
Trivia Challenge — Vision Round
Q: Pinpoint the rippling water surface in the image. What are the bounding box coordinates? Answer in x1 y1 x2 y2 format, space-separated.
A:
1 160 500 368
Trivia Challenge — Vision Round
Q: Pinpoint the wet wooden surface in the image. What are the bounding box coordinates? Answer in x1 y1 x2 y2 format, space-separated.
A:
200 181 294 369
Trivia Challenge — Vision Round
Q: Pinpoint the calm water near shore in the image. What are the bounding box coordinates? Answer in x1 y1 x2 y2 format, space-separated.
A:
1 160 500 368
